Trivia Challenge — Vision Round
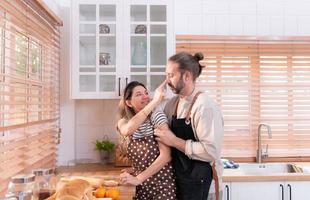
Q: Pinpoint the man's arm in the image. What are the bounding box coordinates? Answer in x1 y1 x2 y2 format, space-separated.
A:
155 105 224 162
184 105 224 162
154 127 186 153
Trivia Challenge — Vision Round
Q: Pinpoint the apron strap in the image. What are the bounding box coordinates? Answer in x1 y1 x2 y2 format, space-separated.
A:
173 97 180 117
185 91 203 124
212 162 220 200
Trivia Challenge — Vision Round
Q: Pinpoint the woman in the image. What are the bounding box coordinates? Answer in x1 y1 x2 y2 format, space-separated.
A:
117 81 176 200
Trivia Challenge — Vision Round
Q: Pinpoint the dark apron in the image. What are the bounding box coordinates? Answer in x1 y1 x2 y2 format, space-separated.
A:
170 92 216 200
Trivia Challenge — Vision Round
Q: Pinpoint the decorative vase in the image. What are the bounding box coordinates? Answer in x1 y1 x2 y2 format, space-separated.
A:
99 24 110 34
135 24 147 34
99 52 111 65
132 40 147 65
99 150 110 164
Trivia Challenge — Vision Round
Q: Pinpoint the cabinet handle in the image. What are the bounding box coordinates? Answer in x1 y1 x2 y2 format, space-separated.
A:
118 77 121 96
280 184 284 200
225 185 229 200
287 184 292 200
125 77 128 86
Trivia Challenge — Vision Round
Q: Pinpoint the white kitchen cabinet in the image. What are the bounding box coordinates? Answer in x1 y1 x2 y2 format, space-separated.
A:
230 182 283 200
222 181 310 200
71 0 122 99
285 181 310 200
71 0 174 99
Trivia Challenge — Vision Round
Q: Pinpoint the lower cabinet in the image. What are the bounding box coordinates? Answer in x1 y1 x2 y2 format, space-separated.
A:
286 181 310 200
222 182 231 200
230 182 282 200
222 181 310 200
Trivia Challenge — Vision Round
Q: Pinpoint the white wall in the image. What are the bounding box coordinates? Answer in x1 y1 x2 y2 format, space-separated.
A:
45 0 119 165
43 0 76 166
175 0 310 36
58 5 76 166
47 0 310 166
42 0 60 15
75 100 119 163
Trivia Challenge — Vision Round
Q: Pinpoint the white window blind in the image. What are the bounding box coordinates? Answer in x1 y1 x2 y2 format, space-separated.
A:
0 0 61 195
176 35 310 159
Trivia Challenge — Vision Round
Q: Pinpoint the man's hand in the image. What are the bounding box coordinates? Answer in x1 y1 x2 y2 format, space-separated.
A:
154 126 177 147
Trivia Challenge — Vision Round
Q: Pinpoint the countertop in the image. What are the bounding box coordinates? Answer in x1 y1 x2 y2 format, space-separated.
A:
56 162 310 199
223 169 310 182
56 164 135 200
223 162 310 182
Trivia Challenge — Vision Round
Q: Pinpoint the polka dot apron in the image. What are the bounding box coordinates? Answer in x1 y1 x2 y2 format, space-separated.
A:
127 135 177 200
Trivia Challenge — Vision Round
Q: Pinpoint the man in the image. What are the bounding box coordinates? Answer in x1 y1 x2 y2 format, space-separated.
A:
154 52 224 200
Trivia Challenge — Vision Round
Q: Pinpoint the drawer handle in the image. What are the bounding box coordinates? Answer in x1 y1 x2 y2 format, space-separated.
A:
287 184 292 200
280 184 284 200
225 185 230 200
118 77 121 96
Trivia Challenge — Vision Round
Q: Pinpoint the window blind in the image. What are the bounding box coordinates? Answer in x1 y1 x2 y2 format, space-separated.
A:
0 0 61 195
176 35 310 159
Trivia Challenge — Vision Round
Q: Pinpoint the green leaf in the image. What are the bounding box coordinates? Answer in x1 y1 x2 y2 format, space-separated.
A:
94 139 115 151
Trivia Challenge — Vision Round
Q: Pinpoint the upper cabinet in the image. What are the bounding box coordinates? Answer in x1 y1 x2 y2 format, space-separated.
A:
71 0 174 99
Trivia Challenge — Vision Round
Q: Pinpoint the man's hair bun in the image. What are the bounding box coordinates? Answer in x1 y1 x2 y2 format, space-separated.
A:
194 52 204 61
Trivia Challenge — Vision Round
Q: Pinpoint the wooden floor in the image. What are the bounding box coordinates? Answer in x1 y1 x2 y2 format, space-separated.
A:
56 163 135 200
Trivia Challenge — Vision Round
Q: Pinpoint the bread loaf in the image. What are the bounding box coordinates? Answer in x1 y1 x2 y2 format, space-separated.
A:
103 180 119 187
57 179 90 198
50 179 96 200
61 176 104 188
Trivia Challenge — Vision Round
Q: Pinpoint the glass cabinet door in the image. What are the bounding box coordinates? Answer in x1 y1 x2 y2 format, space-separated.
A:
128 3 168 92
77 2 118 96
129 5 147 86
79 4 96 67
98 4 117 93
72 0 172 98
149 5 167 90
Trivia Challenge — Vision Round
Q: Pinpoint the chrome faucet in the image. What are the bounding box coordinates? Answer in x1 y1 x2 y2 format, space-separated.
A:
257 123 272 163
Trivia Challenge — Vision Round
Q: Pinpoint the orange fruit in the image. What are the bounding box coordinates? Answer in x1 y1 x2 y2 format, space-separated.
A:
105 188 120 200
94 187 106 198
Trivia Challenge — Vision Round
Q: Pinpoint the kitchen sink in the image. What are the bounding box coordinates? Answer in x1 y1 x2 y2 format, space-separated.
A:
237 163 296 174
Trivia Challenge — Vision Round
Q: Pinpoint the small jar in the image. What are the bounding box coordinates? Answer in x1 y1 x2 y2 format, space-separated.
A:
5 173 37 200
99 52 111 65
32 168 55 200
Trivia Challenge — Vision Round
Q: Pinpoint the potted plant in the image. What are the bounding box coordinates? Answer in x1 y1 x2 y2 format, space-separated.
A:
94 139 115 164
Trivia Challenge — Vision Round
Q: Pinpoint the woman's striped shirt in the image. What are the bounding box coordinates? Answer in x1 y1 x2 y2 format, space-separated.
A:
132 111 168 139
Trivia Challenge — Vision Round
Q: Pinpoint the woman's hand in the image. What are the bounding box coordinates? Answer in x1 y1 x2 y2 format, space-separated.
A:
153 80 167 104
120 172 142 186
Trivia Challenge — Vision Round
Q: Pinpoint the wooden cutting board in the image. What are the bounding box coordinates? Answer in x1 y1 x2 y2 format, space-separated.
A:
56 164 135 200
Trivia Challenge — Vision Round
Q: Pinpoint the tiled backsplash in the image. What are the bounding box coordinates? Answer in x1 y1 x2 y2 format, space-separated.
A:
174 0 310 36
75 99 120 163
